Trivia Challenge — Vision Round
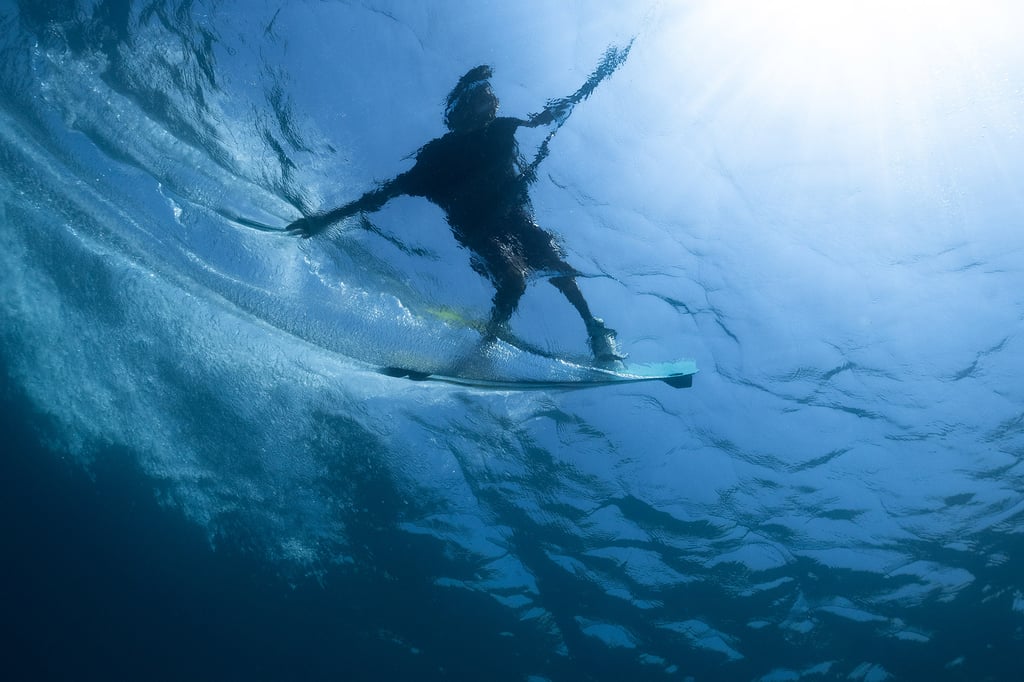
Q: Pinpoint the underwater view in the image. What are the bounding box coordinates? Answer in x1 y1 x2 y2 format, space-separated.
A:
2 1 1023 680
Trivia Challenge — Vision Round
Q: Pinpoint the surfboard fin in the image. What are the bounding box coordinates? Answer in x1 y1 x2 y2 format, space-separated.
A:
660 374 693 389
379 367 432 381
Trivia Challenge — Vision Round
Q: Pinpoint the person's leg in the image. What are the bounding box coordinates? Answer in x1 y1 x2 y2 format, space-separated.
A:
515 220 626 363
549 275 625 364
486 270 528 339
549 275 594 323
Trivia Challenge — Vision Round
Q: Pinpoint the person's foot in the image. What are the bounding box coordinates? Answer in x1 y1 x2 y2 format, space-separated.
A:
587 318 627 366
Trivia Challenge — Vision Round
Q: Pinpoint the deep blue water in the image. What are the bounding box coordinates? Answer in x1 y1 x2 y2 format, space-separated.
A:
3 2 1024 680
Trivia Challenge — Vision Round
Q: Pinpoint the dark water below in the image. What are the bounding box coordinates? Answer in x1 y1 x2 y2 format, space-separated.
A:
4 373 1022 681
1 378 531 682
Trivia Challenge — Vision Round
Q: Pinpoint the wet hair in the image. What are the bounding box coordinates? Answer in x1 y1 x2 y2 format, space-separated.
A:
444 64 494 130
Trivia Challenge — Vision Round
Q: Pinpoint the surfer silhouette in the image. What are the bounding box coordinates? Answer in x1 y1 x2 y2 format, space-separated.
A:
287 61 628 364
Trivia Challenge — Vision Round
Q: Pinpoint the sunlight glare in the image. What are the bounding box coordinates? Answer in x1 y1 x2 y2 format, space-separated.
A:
740 0 998 101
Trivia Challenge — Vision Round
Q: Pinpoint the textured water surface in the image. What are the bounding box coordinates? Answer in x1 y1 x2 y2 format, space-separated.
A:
2 2 1023 680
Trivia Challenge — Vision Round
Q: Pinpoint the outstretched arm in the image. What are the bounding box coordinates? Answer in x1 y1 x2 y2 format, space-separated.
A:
286 174 409 238
521 98 573 129
521 39 634 131
515 40 634 184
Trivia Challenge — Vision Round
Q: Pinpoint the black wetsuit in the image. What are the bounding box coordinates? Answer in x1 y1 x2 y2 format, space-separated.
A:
290 101 622 362
394 117 575 324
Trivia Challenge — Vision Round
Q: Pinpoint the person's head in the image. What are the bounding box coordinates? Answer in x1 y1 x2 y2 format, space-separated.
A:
444 65 498 132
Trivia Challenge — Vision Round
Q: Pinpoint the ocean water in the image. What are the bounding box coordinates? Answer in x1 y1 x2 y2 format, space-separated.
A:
2 1 1023 680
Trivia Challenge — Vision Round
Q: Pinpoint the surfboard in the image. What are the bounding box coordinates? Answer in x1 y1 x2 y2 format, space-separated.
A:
384 305 698 390
379 358 697 390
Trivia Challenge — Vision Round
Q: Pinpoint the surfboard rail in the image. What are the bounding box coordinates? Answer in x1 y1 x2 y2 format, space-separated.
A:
379 359 697 390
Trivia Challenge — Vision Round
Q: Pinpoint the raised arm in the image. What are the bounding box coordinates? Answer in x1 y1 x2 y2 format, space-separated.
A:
521 98 573 129
521 39 634 131
286 174 410 238
516 40 634 184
